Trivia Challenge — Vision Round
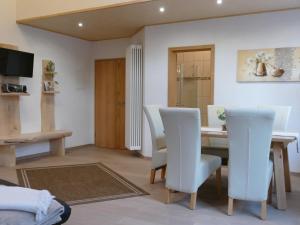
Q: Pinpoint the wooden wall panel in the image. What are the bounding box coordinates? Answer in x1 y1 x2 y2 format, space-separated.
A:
41 60 55 132
0 44 21 136
0 44 20 166
0 95 21 136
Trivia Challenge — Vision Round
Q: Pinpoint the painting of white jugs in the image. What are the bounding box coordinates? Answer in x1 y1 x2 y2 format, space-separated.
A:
237 47 300 82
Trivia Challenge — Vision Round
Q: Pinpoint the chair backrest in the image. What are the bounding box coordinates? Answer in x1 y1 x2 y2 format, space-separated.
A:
207 105 228 148
225 108 275 201
257 105 291 131
160 108 201 193
144 105 166 152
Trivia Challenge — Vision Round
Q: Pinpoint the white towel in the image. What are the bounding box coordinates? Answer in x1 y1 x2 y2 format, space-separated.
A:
0 186 54 221
0 199 64 225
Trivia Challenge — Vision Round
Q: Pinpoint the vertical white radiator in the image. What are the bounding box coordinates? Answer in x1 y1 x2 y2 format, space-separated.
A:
125 45 143 150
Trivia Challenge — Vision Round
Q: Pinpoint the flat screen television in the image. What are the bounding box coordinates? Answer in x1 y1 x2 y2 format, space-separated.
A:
0 47 34 78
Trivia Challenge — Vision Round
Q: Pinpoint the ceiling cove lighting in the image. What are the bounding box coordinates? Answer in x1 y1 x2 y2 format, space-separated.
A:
159 7 165 13
78 22 83 27
217 0 223 4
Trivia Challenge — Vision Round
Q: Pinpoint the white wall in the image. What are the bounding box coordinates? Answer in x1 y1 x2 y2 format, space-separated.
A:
91 29 145 60
130 29 145 46
1 0 94 157
92 38 130 60
143 9 300 172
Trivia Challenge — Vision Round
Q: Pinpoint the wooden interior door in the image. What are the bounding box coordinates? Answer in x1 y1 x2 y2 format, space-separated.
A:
95 58 125 149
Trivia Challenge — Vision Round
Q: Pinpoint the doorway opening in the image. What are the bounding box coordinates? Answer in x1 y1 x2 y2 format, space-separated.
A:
168 45 215 126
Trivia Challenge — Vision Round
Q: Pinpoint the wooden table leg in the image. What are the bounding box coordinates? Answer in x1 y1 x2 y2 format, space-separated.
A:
0 145 16 167
272 142 287 210
282 147 291 192
50 138 65 156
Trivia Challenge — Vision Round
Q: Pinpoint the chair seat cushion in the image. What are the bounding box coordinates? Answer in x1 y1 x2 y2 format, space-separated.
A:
202 146 228 165
201 146 228 158
152 148 167 169
197 154 222 186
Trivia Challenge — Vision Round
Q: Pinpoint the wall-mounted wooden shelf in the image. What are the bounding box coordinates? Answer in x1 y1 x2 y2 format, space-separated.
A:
177 76 211 81
44 72 58 75
43 91 60 95
0 92 30 97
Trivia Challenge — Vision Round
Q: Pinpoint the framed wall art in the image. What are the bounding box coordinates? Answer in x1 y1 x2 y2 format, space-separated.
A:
237 47 300 82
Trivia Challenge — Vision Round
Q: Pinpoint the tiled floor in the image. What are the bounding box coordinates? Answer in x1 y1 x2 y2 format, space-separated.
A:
0 145 299 225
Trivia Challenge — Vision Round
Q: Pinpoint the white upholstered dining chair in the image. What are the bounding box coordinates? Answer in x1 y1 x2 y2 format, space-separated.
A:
144 105 167 184
257 105 291 131
160 108 222 210
257 105 292 192
225 108 275 220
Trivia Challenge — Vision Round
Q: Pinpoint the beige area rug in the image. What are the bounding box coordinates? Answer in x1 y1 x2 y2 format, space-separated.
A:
17 163 148 205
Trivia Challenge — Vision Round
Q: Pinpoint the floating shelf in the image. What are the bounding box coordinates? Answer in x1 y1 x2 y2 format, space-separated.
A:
0 92 30 96
44 71 58 75
43 91 60 94
177 76 211 81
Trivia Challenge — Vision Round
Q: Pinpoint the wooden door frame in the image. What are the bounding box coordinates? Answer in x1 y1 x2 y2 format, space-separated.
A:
168 45 215 107
94 58 126 148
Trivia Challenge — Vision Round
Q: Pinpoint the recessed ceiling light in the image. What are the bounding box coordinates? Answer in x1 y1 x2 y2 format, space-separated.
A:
159 7 165 13
217 0 223 4
78 22 83 27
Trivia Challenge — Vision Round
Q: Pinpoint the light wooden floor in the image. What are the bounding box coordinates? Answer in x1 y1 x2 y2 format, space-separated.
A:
0 145 299 225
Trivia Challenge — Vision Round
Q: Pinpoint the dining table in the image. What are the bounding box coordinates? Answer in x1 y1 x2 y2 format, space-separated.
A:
201 127 299 210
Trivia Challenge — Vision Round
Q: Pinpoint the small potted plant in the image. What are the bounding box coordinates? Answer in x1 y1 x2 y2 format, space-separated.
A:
217 109 226 131
46 60 55 73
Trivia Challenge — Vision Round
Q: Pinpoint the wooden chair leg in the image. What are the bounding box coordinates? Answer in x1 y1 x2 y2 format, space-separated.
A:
268 177 273 204
161 166 166 180
150 169 156 184
283 148 291 192
189 192 197 210
166 188 172 204
261 200 267 220
216 167 222 197
228 197 234 216
273 168 277 193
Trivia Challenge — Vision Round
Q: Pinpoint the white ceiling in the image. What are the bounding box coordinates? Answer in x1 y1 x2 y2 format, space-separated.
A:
17 0 300 41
